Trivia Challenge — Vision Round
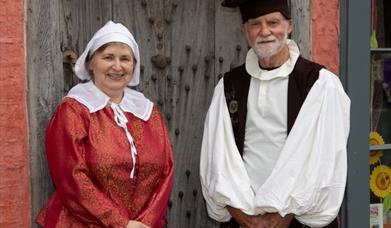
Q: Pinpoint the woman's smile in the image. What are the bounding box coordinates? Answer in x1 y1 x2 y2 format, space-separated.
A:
87 42 135 102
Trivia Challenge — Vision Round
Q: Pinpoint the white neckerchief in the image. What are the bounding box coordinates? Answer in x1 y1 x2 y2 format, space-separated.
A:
245 39 300 81
67 81 153 178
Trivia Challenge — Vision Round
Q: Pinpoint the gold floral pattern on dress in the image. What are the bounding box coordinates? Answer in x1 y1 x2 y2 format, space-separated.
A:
36 98 174 228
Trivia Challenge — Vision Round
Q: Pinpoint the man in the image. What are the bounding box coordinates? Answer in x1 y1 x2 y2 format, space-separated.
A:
200 0 350 227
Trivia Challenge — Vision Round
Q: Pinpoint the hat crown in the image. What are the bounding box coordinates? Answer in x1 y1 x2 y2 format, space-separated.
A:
221 0 291 22
221 0 249 7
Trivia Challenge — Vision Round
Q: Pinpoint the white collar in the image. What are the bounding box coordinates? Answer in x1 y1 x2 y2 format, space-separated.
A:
245 39 300 81
66 81 153 121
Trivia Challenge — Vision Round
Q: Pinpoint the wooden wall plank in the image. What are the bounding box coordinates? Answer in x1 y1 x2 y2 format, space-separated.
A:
165 0 218 227
60 0 113 91
112 0 163 101
290 0 312 59
26 0 62 226
215 0 248 85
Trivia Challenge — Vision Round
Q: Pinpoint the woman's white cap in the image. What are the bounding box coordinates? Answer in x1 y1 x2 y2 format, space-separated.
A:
75 20 140 86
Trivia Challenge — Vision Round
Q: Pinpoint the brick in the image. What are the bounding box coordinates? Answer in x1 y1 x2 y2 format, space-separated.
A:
0 1 30 227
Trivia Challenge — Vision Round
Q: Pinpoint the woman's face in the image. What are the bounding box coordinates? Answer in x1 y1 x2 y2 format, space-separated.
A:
88 43 135 97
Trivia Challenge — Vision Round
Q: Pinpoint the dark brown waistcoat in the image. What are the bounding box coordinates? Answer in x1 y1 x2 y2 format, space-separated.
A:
221 56 338 228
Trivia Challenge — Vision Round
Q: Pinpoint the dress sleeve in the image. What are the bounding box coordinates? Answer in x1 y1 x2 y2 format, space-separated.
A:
45 99 130 228
136 111 174 228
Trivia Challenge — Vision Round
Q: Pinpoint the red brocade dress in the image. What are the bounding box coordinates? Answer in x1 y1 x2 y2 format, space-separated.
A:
36 86 174 228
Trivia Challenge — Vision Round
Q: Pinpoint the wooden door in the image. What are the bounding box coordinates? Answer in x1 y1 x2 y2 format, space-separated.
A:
26 0 311 227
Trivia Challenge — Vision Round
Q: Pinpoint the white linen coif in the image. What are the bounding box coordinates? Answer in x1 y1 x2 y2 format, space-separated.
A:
74 20 141 86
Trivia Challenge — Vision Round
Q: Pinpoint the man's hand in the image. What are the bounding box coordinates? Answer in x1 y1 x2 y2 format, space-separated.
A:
226 206 294 228
256 212 294 228
227 206 258 227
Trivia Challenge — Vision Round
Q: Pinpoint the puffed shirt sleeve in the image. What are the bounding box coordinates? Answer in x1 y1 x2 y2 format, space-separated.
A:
45 100 130 228
254 69 350 227
200 79 256 222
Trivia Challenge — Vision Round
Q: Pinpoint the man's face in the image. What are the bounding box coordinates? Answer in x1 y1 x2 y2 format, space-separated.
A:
242 12 292 60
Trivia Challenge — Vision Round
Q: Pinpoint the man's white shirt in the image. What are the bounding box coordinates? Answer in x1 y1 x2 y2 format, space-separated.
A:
200 40 350 227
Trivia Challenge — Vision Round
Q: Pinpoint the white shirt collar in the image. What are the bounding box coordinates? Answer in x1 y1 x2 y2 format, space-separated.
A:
66 81 153 121
245 39 300 81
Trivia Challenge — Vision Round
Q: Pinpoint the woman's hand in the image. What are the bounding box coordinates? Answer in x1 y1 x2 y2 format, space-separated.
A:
125 220 151 228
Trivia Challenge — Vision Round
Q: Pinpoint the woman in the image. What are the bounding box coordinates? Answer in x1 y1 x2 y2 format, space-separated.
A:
36 21 174 228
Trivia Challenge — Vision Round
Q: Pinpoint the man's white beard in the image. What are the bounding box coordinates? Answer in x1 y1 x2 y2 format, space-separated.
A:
248 27 289 60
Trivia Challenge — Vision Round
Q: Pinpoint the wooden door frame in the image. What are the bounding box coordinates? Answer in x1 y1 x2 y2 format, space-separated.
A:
339 0 371 227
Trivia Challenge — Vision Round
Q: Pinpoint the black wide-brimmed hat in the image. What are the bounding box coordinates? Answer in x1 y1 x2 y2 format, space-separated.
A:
222 0 291 23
